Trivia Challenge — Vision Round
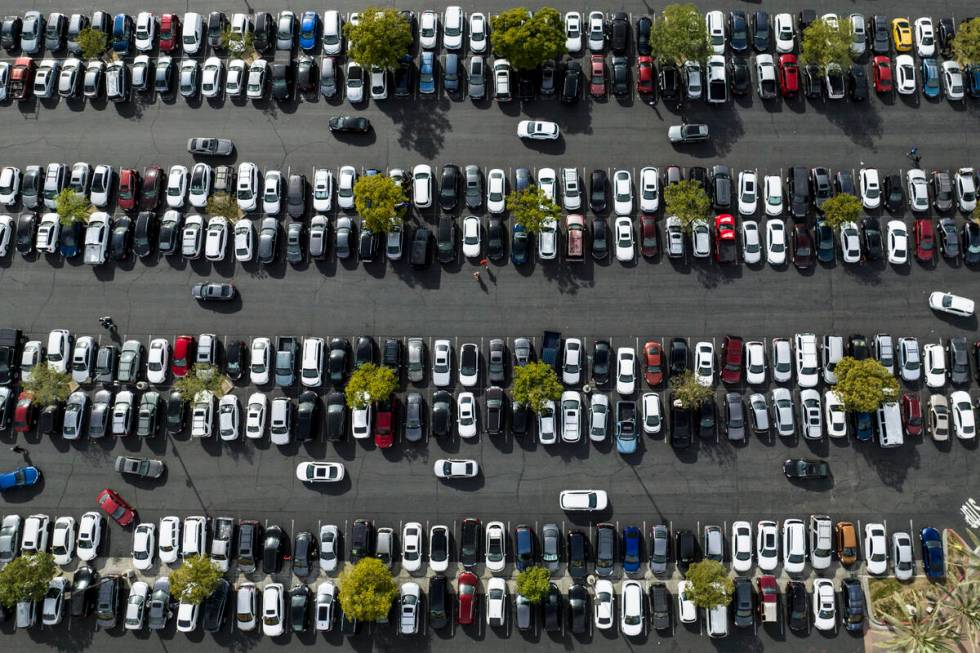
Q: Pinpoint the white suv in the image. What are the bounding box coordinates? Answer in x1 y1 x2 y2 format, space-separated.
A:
794 333 818 387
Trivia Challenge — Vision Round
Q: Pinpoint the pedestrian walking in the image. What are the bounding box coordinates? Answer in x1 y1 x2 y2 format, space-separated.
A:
10 446 26 454
472 271 481 281
479 258 490 269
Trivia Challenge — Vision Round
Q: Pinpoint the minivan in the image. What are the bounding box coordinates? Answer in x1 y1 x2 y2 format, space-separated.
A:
237 520 262 573
468 56 485 99
876 400 903 447
181 12 204 55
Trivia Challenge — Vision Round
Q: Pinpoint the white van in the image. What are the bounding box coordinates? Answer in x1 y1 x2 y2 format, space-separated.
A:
706 599 728 638
182 12 205 54
876 401 903 447
21 514 50 553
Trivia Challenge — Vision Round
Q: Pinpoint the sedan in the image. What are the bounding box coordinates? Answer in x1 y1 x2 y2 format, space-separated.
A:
950 391 976 440
766 219 787 265
694 342 714 386
668 123 709 144
614 217 634 262
294 462 345 483
895 55 917 95
783 458 829 480
616 348 636 395
928 292 974 317
433 459 479 479
517 120 560 141
887 220 909 265
812 579 836 631
457 393 477 438
839 221 861 263
328 116 371 134
906 169 930 212
864 523 888 575
860 168 881 209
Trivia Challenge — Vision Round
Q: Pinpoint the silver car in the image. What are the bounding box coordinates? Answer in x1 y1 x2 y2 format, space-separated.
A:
407 338 425 383
691 219 710 258
665 216 684 258
770 388 795 437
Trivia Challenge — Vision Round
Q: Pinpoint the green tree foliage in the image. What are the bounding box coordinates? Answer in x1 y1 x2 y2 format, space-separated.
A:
506 186 560 234
173 364 228 398
22 364 72 405
669 370 714 409
345 363 398 409
345 8 413 69
649 4 711 66
952 17 980 66
834 357 900 413
819 193 863 229
515 566 551 604
55 188 91 226
664 179 711 232
77 27 108 60
338 558 398 622
221 26 255 57
354 175 408 234
512 361 563 413
684 560 734 609
0 553 57 608
169 555 222 605
206 193 241 222
800 18 853 69
490 7 566 71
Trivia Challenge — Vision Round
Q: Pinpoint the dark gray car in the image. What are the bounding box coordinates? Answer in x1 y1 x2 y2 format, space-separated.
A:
513 338 532 366
650 524 669 575
595 524 615 577
187 138 235 156
406 338 425 383
488 339 507 384
405 392 424 442
88 389 113 438
711 165 732 210
114 455 165 478
147 577 171 630
287 174 307 219
542 523 560 572
335 217 353 259
724 392 746 442
948 336 970 385
94 345 118 384
464 165 483 210
117 340 142 383
258 217 278 264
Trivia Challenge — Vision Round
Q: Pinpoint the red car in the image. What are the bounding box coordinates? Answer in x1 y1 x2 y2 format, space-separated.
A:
639 214 658 258
901 392 923 437
140 166 164 211
374 398 396 448
778 54 799 97
97 488 136 526
171 335 196 377
721 335 744 384
159 14 181 53
13 391 35 433
117 168 141 212
714 214 737 265
589 54 606 98
872 56 893 93
643 341 664 386
636 55 655 100
913 218 935 263
792 223 814 270
457 571 478 625
11 57 36 101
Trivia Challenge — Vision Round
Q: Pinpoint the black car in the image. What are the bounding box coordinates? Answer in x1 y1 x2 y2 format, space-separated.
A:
539 60 557 96
292 530 318 578
459 518 480 569
841 577 866 632
324 391 346 441
511 401 529 437
811 167 833 212
110 215 132 260
751 11 770 51
670 401 691 449
70 565 98 617
486 217 505 261
223 340 245 381
202 579 230 633
589 170 608 213
650 584 671 630
95 576 121 629
158 213 181 255
849 65 868 101
802 64 822 98
270 63 294 100
16 213 37 255
357 226 378 261
711 165 732 209
296 57 317 94
289 584 310 632
58 219 82 258
948 336 970 385
409 226 431 269
730 58 750 95
786 580 809 632
263 525 287 574
165 391 185 435
937 18 956 57
354 336 375 368
674 529 698 568
428 575 449 629
594 523 616 576
611 56 629 97
254 12 274 53
567 530 588 579
669 338 688 376
350 519 373 563
133 211 157 258
636 17 652 55
543 583 562 632
439 164 460 211
938 218 960 259
329 115 371 134
286 174 307 219
327 339 348 385
592 340 611 386
591 217 608 260
515 524 536 571
561 61 582 104
963 222 980 265
688 166 708 193
659 64 681 101
733 577 755 628
610 12 629 54
814 220 835 263
698 398 716 439
431 391 452 437
568 584 589 634
871 15 890 55
861 217 883 260
848 334 870 360
295 391 318 441
783 458 830 479
884 174 904 212
436 215 456 263
516 70 534 100
729 11 749 52
798 9 817 32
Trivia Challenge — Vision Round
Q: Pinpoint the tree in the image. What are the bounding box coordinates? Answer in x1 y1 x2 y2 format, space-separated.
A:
169 555 222 605
77 27 108 60
344 363 398 409
506 186 560 235
338 558 398 622
800 18 853 69
649 4 711 66
0 553 57 608
173 364 228 398
354 175 407 234
206 193 241 222
515 566 551 604
819 193 862 229
22 364 72 406
669 371 714 409
512 361 563 413
221 26 255 58
834 357 900 413
684 560 734 609
952 17 980 66
664 179 711 232
490 7 566 71
55 188 91 226
344 8 413 69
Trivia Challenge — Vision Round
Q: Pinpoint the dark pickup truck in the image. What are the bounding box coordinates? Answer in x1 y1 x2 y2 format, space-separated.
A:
0 328 22 385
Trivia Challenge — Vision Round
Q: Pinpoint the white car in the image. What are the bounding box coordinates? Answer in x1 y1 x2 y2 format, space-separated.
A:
262 171 283 216
432 339 452 386
694 341 714 386
345 61 364 103
864 523 888 575
561 168 581 210
462 216 481 258
204 216 228 261
587 11 605 52
312 168 333 212
433 458 479 479
412 164 432 208
419 10 438 49
0 167 20 205
539 399 557 445
951 391 977 440
182 516 206 558
146 338 169 384
246 59 268 100
860 168 881 209
351 404 370 440
771 388 795 437
613 170 633 215
929 292 975 318
589 394 609 442
895 55 917 95
825 391 847 438
486 577 507 627
0 214 13 257
745 341 766 385
564 12 582 53
261 584 285 637
731 521 752 573
614 216 634 262
641 393 662 435
401 522 423 573
907 169 929 213
201 57 223 98
774 13 795 53
799 389 823 439
892 531 915 581
812 579 836 631
616 347 636 395
429 526 450 572
486 169 506 213
782 519 806 574
955 168 977 212
225 59 246 96
42 577 68 626
295 461 345 483
839 221 861 263
158 516 181 564
538 167 557 202
124 581 149 630
300 337 324 388
234 219 253 262
188 163 212 209
132 523 156 571
337 166 356 209
620 580 644 636
245 392 267 440
36 213 60 254
485 521 506 572
562 338 583 385
887 220 909 265
677 580 697 623
923 343 946 388
319 525 340 572
559 489 608 511
459 343 479 387
898 337 921 383
742 220 761 264
691 219 711 258
795 333 819 388
756 520 779 571
560 390 582 443
457 392 477 438
134 12 156 51
51 517 76 566
914 17 935 57
706 10 725 54
442 6 463 50
639 167 659 212
322 10 343 55
763 175 783 216
738 171 758 216
249 337 272 385
46 329 71 374
236 162 258 212
313 582 335 631
469 12 488 53
594 579 614 629
517 119 560 141
766 219 787 265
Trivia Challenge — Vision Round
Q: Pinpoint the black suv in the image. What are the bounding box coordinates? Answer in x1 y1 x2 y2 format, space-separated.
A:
350 519 373 563
262 525 287 574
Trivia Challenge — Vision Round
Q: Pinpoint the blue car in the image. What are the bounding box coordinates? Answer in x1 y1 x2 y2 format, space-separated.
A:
60 220 82 258
0 466 41 491
920 528 945 579
622 526 642 574
852 412 873 441
511 224 528 265
615 400 638 454
112 14 133 54
299 11 319 52
419 51 436 95
921 58 941 98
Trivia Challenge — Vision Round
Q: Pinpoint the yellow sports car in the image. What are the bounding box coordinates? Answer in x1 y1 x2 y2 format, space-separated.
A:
892 18 912 52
